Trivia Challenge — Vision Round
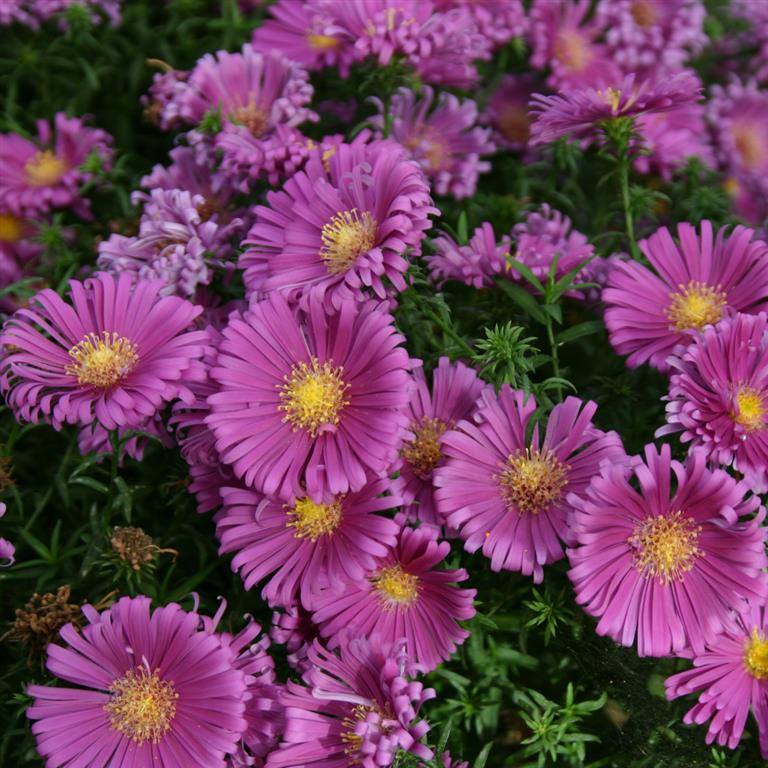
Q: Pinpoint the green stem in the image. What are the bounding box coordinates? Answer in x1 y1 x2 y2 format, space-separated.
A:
618 152 641 261
545 317 563 402
422 307 475 360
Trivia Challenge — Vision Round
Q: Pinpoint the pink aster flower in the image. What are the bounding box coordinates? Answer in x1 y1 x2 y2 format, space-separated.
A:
97 188 242 299
732 0 768 84
529 0 621 90
313 522 476 672
434 388 625 583
251 0 355 75
240 138 436 309
372 86 495 199
633 102 715 180
602 220 768 373
0 212 43 299
0 112 112 218
0 0 36 27
659 312 768 492
665 600 768 758
426 222 509 289
215 479 401 610
433 0 527 49
33 0 122 27
268 637 434 768
511 204 594 296
394 358 488 527
567 444 768 657
0 272 209 430
26 595 249 768
708 79 768 202
529 70 702 146
483 74 539 151
0 502 14 567
167 44 316 135
595 0 707 77
207 292 412 503
200 601 283 768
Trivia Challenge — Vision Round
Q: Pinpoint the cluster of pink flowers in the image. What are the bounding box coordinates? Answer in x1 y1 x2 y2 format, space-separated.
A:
5 1 768 765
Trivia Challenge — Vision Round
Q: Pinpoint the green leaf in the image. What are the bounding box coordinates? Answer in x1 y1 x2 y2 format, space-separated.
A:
70 477 110 494
556 320 604 345
504 256 545 293
495 279 547 323
472 741 493 768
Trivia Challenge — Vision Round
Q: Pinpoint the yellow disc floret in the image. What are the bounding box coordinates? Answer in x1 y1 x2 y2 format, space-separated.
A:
104 667 178 744
375 563 419 609
25 150 68 187
319 208 377 274
0 213 23 243
402 417 450 477
733 386 766 432
66 331 139 389
666 281 727 331
499 448 569 515
287 496 343 540
278 357 349 436
629 511 701 584
745 628 768 680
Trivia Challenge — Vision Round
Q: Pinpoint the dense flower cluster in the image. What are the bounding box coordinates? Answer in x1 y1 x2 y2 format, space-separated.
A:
4 1 768 766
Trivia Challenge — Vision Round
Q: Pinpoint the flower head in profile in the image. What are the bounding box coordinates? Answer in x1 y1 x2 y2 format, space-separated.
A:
660 312 768 492
603 220 768 372
529 71 702 146
595 0 707 77
372 86 494 199
665 600 768 759
26 595 250 768
0 112 112 218
426 222 509 289
434 388 625 583
568 444 768 657
207 292 412 503
529 0 621 89
215 479 400 610
313 523 476 672
267 637 434 768
394 358 488 527
0 272 209 431
240 138 436 309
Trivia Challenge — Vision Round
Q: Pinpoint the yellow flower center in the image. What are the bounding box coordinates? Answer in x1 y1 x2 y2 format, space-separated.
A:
553 30 592 73
599 87 622 113
375 563 419 608
666 281 727 331
629 511 701 584
423 140 448 172
631 0 658 27
732 123 765 171
402 417 450 477
306 33 339 50
498 106 530 144
499 448 569 515
104 667 178 744
321 147 337 172
0 213 23 243
319 208 377 274
278 357 349 436
66 331 139 389
745 628 768 679
733 386 766 432
286 496 343 540
24 150 68 187
231 101 268 137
